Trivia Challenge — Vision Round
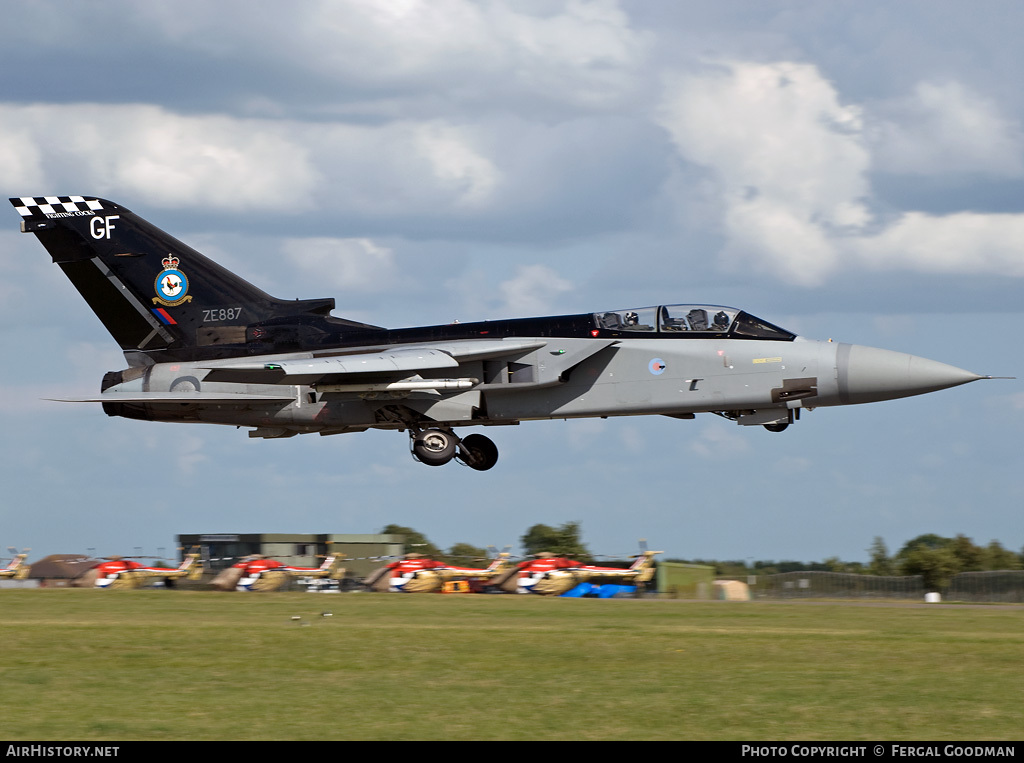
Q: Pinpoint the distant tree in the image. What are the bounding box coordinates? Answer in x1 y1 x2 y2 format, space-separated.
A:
897 533 951 556
823 556 845 573
817 556 862 574
899 545 960 590
771 560 829 573
868 537 894 576
983 540 1022 571
520 524 558 556
666 558 726 571
520 521 591 562
713 561 749 577
379 524 442 558
950 534 986 572
443 542 490 566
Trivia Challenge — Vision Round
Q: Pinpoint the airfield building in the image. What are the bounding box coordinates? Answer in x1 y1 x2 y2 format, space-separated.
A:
176 532 405 580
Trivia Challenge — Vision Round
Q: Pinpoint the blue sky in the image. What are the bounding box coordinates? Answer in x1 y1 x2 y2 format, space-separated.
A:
0 1 1020 564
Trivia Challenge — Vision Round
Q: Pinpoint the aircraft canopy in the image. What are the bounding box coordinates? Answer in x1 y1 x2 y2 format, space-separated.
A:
593 305 795 340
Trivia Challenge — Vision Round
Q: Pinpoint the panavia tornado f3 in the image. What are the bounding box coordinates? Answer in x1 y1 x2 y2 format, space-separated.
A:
11 196 994 472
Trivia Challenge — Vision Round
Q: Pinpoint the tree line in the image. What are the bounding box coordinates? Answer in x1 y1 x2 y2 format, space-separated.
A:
379 523 1023 589
670 534 1023 589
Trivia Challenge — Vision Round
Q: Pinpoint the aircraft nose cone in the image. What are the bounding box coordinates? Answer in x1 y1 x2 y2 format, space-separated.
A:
837 344 982 405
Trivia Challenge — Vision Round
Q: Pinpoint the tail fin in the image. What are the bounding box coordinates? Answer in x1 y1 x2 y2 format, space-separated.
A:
490 559 527 593
483 552 512 573
316 547 347 580
1 552 29 580
11 196 354 365
628 549 661 585
177 549 203 581
628 550 661 571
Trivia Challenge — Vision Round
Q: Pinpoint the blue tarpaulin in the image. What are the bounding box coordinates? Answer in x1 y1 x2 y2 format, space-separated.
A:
562 583 636 598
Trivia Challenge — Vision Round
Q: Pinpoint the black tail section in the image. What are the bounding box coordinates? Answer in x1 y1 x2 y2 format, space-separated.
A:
11 196 377 364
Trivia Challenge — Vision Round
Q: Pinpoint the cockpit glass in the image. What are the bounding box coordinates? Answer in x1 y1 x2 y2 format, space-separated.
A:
659 305 735 332
592 305 795 340
731 312 796 340
595 307 657 332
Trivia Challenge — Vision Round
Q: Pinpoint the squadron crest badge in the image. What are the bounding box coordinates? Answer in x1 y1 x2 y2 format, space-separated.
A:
153 255 191 307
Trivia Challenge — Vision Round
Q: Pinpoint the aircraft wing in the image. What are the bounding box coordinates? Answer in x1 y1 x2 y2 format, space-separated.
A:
47 392 298 403
199 339 550 386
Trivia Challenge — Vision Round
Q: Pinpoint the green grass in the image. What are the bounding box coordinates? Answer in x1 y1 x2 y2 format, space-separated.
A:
1 590 1022 740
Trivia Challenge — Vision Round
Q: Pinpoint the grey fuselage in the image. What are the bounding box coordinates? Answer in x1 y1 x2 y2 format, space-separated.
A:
98 326 981 438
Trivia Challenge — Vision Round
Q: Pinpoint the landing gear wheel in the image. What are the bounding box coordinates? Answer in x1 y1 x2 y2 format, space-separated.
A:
764 422 789 432
457 433 499 471
411 429 457 466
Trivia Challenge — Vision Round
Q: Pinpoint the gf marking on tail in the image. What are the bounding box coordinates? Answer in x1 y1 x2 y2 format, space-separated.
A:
90 214 119 239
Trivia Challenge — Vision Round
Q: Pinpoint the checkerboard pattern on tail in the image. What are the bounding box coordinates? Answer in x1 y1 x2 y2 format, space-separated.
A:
11 196 104 218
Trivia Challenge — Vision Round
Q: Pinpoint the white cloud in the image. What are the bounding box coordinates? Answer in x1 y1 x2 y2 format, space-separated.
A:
869 81 1024 177
0 103 507 218
658 60 871 285
0 103 318 210
660 61 869 221
484 0 648 108
849 211 1024 276
121 0 647 115
498 264 574 317
281 237 398 292
657 61 1024 285
277 0 646 111
0 122 44 189
440 263 575 321
412 123 500 207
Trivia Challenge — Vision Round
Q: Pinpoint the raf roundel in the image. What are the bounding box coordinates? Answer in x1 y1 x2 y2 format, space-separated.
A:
649 358 666 375
152 255 192 307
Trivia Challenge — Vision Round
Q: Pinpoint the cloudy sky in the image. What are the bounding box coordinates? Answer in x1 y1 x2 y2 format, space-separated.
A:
1 0 1020 566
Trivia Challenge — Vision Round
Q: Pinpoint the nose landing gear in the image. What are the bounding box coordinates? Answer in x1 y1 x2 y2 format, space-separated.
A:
409 428 499 471
410 428 458 466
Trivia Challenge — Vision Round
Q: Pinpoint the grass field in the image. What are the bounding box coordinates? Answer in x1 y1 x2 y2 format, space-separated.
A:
1 590 1022 741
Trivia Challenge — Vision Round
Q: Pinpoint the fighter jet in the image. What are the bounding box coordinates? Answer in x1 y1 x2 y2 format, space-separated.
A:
11 196 994 471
